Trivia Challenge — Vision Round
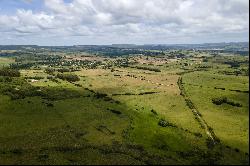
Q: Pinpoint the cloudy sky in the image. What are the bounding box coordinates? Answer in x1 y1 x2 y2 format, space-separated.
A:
0 0 249 45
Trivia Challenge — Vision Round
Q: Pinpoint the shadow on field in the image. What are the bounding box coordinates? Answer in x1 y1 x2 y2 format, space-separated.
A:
0 81 249 165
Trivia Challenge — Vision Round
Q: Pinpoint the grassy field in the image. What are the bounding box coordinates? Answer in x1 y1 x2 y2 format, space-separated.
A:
0 57 15 68
0 54 249 164
182 71 249 153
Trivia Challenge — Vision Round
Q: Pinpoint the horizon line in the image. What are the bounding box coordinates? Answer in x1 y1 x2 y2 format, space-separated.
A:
0 41 249 47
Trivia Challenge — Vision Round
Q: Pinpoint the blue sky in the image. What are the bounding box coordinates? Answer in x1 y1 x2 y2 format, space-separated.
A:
0 0 44 14
0 0 249 45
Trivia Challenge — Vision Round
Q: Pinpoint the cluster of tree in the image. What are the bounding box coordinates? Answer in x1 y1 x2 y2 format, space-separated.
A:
10 63 34 69
80 46 167 57
142 51 165 57
177 77 186 96
175 53 185 58
224 61 241 68
2 84 41 100
1 82 84 100
212 97 242 107
185 98 196 109
98 49 144 57
0 68 20 77
219 68 249 76
57 68 70 73
47 76 59 83
56 73 80 82
134 66 161 72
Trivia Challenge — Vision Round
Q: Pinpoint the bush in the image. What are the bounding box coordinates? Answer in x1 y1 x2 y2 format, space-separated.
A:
47 75 54 79
194 132 202 137
151 109 158 115
73 83 82 87
234 148 240 153
46 103 54 107
158 119 176 128
95 92 108 99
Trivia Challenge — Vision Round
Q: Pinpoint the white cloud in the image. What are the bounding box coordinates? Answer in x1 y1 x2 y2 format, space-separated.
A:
0 0 249 45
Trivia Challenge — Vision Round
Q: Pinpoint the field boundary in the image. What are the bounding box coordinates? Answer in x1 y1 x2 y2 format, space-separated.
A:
177 76 219 145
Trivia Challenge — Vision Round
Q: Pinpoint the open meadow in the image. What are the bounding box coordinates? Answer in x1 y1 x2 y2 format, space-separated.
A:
0 47 249 165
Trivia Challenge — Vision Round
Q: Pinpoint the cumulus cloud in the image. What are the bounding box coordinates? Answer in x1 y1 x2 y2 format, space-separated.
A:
0 0 249 45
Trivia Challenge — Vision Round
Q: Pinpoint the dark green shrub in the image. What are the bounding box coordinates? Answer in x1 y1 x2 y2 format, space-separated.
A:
235 148 240 152
47 75 54 79
107 108 121 115
185 99 195 109
95 92 107 99
151 109 158 115
47 103 54 107
158 119 176 127
194 132 202 137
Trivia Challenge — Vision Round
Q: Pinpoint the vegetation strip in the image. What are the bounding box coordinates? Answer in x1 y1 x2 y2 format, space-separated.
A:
112 91 159 96
177 76 218 144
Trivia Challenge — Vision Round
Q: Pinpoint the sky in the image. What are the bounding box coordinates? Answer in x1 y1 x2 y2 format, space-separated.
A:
0 0 249 46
